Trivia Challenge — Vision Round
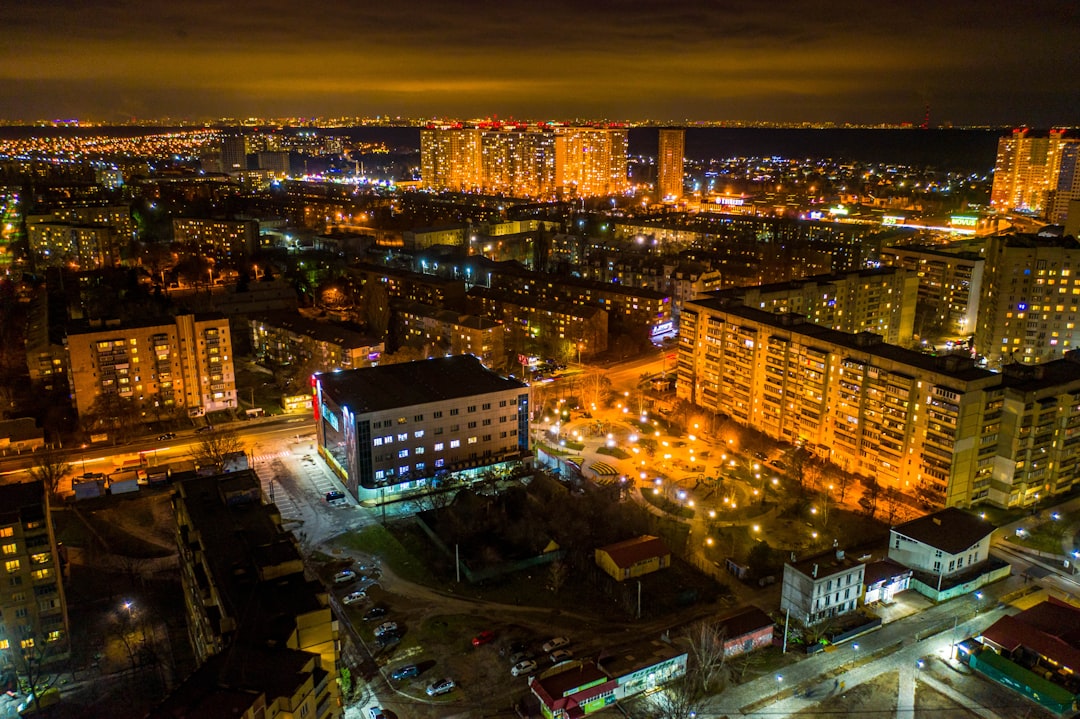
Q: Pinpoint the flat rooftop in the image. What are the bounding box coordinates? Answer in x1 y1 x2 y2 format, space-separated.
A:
316 354 526 414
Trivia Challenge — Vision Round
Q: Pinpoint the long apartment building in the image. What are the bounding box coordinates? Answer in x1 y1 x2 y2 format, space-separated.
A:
172 217 258 261
172 470 339 718
974 233 1080 370
395 302 506 368
420 123 629 198
879 245 984 338
990 128 1080 223
0 481 69 666
678 298 1000 508
715 267 918 346
26 223 118 270
314 355 530 503
466 287 609 360
250 311 383 371
67 314 236 421
349 263 466 311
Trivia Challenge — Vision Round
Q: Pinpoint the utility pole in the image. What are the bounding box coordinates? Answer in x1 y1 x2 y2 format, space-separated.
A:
782 608 790 653
637 580 642 620
456 544 461 583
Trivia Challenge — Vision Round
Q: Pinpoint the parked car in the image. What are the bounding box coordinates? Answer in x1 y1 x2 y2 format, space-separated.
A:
472 630 496 647
195 425 214 434
333 570 356 584
363 606 387 621
511 659 538 677
509 651 533 665
542 636 570 653
158 433 176 440
368 708 386 719
391 664 420 681
550 649 574 664
376 630 402 648
374 621 398 637
325 490 347 505
426 678 456 696
342 591 366 605
752 451 768 461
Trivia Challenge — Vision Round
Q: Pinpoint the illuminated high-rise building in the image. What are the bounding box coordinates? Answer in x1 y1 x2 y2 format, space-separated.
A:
219 133 248 172
657 128 685 201
420 124 627 198
990 129 1080 221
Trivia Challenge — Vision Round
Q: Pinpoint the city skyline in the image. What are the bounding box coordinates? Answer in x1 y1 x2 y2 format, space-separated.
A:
2 0 1078 126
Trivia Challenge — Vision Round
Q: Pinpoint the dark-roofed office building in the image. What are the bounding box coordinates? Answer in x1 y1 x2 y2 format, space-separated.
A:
314 355 530 503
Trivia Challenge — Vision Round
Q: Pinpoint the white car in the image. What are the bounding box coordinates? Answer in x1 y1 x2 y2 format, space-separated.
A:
542 636 570 653
511 659 538 677
426 677 456 696
334 569 357 584
550 649 574 664
343 591 366 605
374 621 398 637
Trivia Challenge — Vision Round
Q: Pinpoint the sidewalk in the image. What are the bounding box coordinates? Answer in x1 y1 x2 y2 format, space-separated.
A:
706 572 1025 716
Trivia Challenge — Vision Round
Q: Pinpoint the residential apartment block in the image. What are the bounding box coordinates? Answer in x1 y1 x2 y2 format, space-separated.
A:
466 288 609 361
657 129 685 202
250 311 383 371
878 245 984 338
974 233 1080 369
677 298 1000 508
395 302 505 368
990 128 1080 222
172 470 339 718
349 263 466 311
716 267 918 346
67 313 236 421
0 482 69 666
172 217 258 261
314 355 530 503
420 123 629 199
26 223 118 270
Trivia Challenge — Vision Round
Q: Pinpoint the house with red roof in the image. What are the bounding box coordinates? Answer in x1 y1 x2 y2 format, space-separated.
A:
594 535 670 582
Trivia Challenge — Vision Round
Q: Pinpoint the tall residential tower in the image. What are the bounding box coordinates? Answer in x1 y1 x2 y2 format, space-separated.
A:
657 128 685 201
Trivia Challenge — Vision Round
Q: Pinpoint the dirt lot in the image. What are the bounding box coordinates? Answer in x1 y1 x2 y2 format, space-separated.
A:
914 681 979 718
792 671 898 718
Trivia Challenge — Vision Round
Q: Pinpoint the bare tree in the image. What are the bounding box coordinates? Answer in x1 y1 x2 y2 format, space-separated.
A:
547 559 569 594
625 674 711 719
684 620 729 693
190 428 244 472
863 478 882 517
832 465 855 504
28 451 71 498
883 487 904 525
7 627 64 713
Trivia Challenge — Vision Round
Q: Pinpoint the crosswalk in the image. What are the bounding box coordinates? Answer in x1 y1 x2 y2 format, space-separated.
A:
252 450 291 463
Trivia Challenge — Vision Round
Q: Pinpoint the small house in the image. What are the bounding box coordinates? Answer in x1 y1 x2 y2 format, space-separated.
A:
594 535 670 582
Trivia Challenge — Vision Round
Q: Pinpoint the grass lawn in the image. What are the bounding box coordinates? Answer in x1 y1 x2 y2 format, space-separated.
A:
334 523 436 585
563 440 585 451
1005 518 1070 554
535 441 570 456
596 446 631 460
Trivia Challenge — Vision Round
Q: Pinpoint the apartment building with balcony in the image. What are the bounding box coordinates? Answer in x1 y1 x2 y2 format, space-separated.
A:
249 311 383 372
395 302 505 369
465 288 608 362
67 313 236 421
349 263 467 311
314 355 530 503
172 218 258 262
677 297 1001 508
172 470 339 718
0 481 69 669
879 245 984 338
716 267 918 346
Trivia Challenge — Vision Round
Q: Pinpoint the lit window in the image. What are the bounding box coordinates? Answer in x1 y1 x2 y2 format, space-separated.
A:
467 437 478 444
1 544 15 556
434 443 444 451
450 440 460 448
414 430 424 438
4 560 19 574
398 449 409 458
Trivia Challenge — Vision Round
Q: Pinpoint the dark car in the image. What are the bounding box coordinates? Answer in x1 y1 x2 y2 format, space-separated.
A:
325 491 347 505
391 664 420 681
158 432 176 440
195 425 214 434
376 631 401 648
363 606 388 621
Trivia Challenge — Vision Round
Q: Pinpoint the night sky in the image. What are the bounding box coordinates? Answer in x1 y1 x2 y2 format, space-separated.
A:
2 0 1077 125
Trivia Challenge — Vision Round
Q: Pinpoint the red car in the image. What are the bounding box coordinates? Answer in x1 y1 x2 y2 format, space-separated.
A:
472 630 496 647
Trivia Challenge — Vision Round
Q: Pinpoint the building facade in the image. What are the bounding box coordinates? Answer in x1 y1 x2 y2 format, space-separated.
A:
990 129 1080 222
780 550 865 626
26 223 118 269
314 355 530 503
67 314 236 421
396 302 505 369
421 124 629 199
657 129 685 202
677 299 1000 507
594 536 671 582
974 233 1080 369
0 482 69 669
172 218 258 262
250 312 383 372
879 245 984 339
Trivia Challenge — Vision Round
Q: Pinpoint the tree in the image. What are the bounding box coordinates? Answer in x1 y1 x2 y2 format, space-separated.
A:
832 465 855 504
82 393 141 442
746 540 777 579
7 627 64 714
547 559 569 595
190 428 244 472
883 487 904 525
684 621 729 694
28 451 71 498
863 477 882 517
